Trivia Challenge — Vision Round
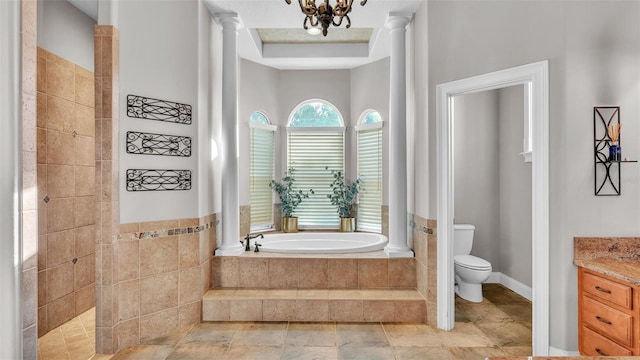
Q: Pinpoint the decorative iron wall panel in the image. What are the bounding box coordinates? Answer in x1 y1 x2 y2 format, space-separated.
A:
127 94 192 125
126 169 192 192
126 131 192 157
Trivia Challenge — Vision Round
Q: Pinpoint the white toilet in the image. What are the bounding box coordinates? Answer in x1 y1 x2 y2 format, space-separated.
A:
453 224 492 302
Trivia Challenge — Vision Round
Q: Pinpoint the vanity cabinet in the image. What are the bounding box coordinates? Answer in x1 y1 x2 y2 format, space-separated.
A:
578 267 640 356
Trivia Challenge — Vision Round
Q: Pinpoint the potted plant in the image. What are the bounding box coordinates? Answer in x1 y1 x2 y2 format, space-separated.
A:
326 167 362 232
269 167 313 233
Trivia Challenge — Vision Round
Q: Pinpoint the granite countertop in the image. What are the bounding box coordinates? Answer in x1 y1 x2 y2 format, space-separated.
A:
573 237 640 285
574 258 640 286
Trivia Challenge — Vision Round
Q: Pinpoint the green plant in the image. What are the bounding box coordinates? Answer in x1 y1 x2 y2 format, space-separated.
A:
269 167 314 218
326 167 362 218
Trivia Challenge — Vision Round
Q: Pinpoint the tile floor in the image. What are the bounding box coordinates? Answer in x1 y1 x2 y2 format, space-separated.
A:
39 284 532 360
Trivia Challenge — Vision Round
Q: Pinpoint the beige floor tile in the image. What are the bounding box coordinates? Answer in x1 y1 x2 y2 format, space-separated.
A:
474 321 532 347
496 303 532 323
382 323 439 347
233 322 288 346
90 354 113 360
448 346 507 360
482 284 530 305
282 346 338 360
500 345 532 356
455 299 512 324
435 323 495 348
338 346 395 360
165 345 227 360
394 346 453 360
109 345 174 360
285 323 336 347
337 323 389 347
177 322 241 346
222 345 283 360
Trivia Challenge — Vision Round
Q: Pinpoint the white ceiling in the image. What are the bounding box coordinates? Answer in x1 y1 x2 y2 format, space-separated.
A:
66 0 424 70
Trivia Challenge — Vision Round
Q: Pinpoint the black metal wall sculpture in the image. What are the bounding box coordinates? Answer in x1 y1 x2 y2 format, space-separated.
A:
126 131 192 157
126 169 192 191
127 94 192 125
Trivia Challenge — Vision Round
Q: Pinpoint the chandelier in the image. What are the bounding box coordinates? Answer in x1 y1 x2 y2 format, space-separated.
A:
285 0 368 37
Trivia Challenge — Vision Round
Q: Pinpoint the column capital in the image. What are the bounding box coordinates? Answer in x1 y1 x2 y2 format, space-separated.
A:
214 12 243 31
385 12 413 30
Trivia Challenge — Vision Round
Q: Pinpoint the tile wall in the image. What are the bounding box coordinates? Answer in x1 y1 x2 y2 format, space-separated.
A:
240 205 250 236
36 47 96 337
113 216 216 348
21 0 39 358
412 215 437 326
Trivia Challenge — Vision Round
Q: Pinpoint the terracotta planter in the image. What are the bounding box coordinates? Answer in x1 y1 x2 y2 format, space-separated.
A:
282 217 299 233
339 217 356 232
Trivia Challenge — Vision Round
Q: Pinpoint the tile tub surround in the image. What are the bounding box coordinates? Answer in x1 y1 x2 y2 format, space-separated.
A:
573 237 640 285
36 47 96 337
412 214 438 326
100 215 217 352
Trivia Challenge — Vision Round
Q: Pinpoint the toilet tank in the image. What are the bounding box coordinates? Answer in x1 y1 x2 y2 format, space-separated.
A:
453 224 475 256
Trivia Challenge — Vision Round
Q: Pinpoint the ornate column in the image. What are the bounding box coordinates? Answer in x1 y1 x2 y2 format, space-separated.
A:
215 13 244 256
384 13 414 258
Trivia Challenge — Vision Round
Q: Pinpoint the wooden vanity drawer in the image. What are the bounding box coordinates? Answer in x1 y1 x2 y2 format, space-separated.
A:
583 296 633 347
581 326 633 356
582 271 633 309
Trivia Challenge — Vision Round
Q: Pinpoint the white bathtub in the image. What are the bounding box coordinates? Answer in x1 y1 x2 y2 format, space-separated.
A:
257 232 388 254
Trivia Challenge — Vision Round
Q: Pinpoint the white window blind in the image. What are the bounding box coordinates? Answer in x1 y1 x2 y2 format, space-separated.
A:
250 127 274 230
357 127 382 232
287 130 344 228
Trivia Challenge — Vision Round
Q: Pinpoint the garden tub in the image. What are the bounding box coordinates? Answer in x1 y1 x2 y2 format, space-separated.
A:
258 232 388 254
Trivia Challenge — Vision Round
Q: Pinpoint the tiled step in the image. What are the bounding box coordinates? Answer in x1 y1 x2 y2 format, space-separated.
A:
212 256 417 289
202 288 426 323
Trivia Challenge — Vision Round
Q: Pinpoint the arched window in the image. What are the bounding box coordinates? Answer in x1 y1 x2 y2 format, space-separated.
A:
287 100 345 228
356 110 383 232
249 111 276 231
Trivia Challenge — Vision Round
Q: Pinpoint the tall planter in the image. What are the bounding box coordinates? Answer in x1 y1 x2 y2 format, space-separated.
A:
282 217 299 233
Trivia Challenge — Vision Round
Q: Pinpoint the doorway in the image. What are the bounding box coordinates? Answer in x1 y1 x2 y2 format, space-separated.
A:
436 61 550 355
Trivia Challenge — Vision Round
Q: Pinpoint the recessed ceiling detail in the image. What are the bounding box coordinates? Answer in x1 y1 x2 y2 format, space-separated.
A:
257 28 373 44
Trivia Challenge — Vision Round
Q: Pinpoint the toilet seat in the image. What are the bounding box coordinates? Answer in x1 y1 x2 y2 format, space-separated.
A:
454 255 492 271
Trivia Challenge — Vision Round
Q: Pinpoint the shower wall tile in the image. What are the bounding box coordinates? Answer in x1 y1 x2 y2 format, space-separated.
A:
75 135 95 166
117 279 139 322
119 222 139 234
47 164 75 198
46 59 75 102
46 262 74 302
47 292 75 330
75 166 95 197
22 268 38 327
179 267 200 305
38 235 46 270
179 301 201 328
179 233 199 268
75 103 95 137
75 283 95 315
37 54 47 93
200 260 212 296
116 240 139 282
139 308 179 343
74 196 95 227
37 128 46 163
46 229 74 267
114 318 139 351
74 254 95 290
179 218 199 227
46 95 74 132
75 66 94 107
47 198 74 232
47 130 75 165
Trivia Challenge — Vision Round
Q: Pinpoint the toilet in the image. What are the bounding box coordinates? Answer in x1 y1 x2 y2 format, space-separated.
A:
453 224 492 302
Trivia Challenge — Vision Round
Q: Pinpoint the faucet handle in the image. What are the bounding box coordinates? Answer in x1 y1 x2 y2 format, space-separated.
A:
254 242 262 252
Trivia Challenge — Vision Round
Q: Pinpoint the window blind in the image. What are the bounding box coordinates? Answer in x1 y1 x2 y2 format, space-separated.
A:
287 130 344 228
250 127 274 230
357 127 382 232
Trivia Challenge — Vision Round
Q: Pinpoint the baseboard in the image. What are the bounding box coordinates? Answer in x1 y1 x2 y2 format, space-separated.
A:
548 346 580 356
485 272 532 301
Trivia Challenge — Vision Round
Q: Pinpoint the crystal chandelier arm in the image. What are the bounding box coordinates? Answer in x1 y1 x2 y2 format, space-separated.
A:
333 0 353 17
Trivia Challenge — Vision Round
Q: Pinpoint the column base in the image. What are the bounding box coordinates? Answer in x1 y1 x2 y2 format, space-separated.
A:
214 244 244 256
384 245 414 258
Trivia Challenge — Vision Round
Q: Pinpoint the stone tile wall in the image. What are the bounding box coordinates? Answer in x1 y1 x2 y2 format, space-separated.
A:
21 0 38 358
36 47 96 337
411 214 437 326
110 215 216 350
240 205 250 236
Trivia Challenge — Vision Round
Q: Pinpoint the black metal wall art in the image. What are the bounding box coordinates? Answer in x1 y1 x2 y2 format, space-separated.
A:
126 169 192 192
126 131 192 157
127 94 192 125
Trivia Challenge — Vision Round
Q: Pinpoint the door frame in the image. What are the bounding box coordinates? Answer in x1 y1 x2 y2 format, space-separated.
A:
436 60 549 355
